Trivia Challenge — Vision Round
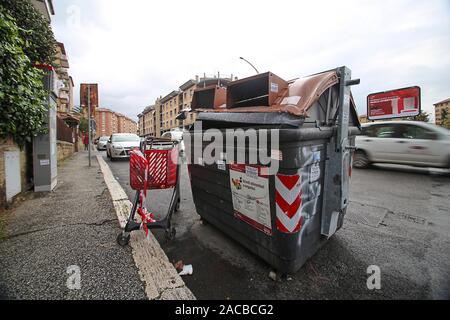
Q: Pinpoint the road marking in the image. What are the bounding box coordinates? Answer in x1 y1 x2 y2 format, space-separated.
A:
96 155 195 300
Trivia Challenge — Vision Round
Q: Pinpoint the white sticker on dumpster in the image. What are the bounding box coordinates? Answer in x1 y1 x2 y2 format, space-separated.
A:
270 82 279 93
229 164 272 236
217 160 226 171
310 163 321 182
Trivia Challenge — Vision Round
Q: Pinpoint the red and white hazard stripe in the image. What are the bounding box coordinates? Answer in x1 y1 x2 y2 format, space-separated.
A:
275 173 303 233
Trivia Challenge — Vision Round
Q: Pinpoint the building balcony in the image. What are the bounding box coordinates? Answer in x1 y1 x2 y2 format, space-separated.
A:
59 91 70 101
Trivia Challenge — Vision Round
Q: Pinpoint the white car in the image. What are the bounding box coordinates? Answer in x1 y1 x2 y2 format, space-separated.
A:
96 136 109 151
160 130 185 156
106 133 141 161
354 121 450 169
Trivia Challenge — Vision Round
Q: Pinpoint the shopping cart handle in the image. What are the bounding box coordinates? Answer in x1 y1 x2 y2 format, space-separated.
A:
145 137 177 143
346 79 360 86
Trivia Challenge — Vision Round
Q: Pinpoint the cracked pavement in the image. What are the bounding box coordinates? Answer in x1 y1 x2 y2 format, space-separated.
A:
0 151 146 300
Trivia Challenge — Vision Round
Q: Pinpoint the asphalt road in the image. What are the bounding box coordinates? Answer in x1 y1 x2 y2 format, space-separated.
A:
103 151 450 300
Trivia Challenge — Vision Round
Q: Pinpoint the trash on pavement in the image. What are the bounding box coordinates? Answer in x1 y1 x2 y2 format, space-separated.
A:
179 264 193 276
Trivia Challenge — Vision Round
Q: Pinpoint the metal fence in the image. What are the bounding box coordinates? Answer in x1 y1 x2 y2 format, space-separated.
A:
57 117 74 143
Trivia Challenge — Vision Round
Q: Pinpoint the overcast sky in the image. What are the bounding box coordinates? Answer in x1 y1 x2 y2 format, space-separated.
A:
51 0 450 122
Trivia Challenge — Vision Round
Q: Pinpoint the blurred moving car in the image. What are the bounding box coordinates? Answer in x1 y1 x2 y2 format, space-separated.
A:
106 133 141 161
355 121 450 169
96 136 109 151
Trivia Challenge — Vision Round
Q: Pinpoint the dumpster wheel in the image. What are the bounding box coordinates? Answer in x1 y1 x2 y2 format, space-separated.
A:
200 217 209 226
269 270 285 281
117 232 131 247
165 227 176 241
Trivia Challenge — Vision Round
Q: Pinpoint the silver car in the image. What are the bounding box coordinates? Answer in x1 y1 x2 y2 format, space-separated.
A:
96 136 109 151
106 133 141 161
355 121 450 169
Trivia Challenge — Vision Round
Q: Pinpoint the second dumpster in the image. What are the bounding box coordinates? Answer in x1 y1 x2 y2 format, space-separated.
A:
186 66 361 274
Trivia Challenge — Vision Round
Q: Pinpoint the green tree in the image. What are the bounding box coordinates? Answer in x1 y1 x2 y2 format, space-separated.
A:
79 117 88 134
404 111 430 122
0 8 48 147
441 107 450 129
414 111 430 122
0 0 56 65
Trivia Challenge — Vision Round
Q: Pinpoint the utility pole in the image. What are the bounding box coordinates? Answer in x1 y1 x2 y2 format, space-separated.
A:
88 85 91 167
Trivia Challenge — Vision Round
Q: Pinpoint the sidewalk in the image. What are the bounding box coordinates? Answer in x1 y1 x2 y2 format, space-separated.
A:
0 151 188 299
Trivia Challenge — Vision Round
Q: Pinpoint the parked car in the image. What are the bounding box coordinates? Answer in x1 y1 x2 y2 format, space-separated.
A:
106 133 141 161
96 136 109 151
160 129 185 156
355 121 450 169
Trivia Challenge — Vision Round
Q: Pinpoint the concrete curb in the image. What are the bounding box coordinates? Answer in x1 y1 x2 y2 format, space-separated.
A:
96 155 195 300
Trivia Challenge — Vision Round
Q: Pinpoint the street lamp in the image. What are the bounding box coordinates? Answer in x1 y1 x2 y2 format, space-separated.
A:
239 56 259 74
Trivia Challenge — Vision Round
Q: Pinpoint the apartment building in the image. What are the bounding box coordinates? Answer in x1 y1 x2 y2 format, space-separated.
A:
138 111 144 136
31 0 55 22
138 74 234 137
179 79 198 127
54 42 74 114
95 108 137 138
68 76 74 111
138 105 158 136
160 91 181 134
434 98 450 126
118 112 138 135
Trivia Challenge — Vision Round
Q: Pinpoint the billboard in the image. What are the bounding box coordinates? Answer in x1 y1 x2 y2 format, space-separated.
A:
80 84 99 117
367 86 421 120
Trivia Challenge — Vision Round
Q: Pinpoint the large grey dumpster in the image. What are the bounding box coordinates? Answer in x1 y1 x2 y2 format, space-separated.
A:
186 66 361 273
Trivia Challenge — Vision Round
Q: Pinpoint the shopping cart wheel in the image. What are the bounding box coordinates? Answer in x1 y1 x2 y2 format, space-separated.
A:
165 227 176 241
269 270 284 281
200 217 209 226
174 199 180 212
117 232 131 247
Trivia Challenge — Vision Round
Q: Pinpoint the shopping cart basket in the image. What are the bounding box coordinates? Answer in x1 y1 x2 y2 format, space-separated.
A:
117 137 180 246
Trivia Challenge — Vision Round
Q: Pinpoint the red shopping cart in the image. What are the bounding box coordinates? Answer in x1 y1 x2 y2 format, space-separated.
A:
116 137 180 246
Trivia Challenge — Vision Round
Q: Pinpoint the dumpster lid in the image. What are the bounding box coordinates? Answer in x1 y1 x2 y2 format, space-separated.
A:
195 70 357 118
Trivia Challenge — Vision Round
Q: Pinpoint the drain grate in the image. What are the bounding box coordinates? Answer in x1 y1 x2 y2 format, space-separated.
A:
395 212 427 225
346 202 388 228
